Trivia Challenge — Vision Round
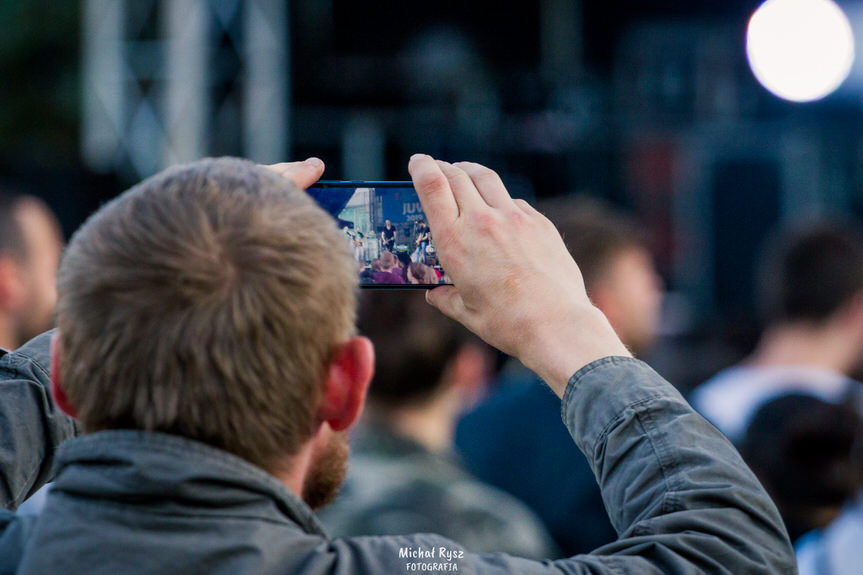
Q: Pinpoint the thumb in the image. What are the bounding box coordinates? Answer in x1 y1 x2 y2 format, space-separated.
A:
426 285 469 323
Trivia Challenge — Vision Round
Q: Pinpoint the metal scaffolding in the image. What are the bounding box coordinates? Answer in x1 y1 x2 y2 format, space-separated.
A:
82 0 289 178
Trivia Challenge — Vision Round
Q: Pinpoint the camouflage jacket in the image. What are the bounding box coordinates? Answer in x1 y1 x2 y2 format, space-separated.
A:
318 421 559 559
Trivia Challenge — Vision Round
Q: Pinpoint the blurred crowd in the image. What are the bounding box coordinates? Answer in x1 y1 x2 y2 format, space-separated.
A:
5 175 863 574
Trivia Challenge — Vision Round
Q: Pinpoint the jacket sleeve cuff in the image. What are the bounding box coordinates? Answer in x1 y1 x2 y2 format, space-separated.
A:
560 356 684 459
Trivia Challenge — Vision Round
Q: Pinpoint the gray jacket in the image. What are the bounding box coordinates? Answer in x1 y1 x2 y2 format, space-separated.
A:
0 332 796 574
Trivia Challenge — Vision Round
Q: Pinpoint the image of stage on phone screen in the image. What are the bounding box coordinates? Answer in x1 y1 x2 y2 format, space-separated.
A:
306 183 451 288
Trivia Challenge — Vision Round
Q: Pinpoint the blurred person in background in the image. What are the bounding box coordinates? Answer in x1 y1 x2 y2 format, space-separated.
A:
455 197 663 555
0 193 62 351
797 496 863 575
691 220 863 446
740 393 863 543
319 291 557 559
0 193 64 515
796 447 863 574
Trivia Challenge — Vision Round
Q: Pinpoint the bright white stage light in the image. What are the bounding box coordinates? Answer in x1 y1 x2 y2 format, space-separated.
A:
746 0 855 102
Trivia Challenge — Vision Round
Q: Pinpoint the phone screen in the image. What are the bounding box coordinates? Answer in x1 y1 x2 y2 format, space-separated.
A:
306 182 451 288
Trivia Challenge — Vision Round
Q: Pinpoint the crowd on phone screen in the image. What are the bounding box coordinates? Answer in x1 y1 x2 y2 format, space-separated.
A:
360 250 446 285
6 169 863 574
349 219 448 285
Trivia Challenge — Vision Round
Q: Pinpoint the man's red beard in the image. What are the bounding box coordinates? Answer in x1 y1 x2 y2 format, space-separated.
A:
302 430 349 510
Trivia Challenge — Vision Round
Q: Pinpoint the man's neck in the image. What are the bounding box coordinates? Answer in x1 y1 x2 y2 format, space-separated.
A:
273 442 314 501
376 389 459 454
0 317 18 350
749 322 860 374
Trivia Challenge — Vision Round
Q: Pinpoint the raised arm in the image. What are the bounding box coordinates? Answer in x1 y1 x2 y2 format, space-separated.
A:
407 155 796 574
0 331 78 510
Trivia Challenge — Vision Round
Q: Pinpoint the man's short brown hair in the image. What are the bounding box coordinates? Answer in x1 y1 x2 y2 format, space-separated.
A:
358 291 473 407
56 158 357 473
757 219 863 324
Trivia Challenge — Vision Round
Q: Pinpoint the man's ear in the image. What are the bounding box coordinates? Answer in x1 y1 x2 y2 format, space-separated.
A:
0 256 25 311
317 336 374 432
447 343 492 403
50 333 78 419
839 292 863 324
830 292 863 343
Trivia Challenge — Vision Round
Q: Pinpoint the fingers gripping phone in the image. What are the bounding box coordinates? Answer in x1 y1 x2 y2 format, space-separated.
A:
306 182 451 288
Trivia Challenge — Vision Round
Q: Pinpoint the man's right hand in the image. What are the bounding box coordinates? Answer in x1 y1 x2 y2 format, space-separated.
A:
408 155 630 396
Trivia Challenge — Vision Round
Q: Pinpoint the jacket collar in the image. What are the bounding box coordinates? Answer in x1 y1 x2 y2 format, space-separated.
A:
53 430 328 537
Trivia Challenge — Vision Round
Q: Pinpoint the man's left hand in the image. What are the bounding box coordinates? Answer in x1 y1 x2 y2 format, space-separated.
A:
263 158 325 190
